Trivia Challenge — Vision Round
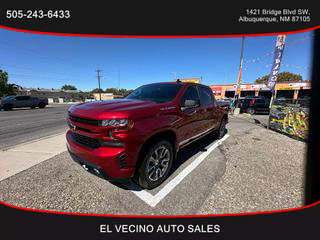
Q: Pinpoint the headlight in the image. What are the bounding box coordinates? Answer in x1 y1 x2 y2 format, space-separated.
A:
100 119 129 127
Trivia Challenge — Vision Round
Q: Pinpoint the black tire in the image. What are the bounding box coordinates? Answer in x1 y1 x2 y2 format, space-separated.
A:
38 102 45 108
247 108 254 115
215 117 226 139
3 104 12 111
135 139 173 189
31 106 36 109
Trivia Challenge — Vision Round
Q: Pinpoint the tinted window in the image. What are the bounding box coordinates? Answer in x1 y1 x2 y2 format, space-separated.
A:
16 96 24 101
126 83 182 103
2 96 15 101
255 99 265 104
22 96 31 100
180 86 200 106
199 86 214 106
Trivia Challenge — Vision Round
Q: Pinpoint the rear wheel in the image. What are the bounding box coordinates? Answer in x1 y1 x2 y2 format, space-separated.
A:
215 117 226 139
38 102 45 108
135 139 173 189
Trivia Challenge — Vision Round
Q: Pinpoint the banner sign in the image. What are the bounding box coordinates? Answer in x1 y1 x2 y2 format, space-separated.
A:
267 35 287 89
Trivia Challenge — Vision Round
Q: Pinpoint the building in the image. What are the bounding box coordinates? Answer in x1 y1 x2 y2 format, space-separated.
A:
17 88 90 103
210 81 311 101
92 93 124 101
92 93 114 100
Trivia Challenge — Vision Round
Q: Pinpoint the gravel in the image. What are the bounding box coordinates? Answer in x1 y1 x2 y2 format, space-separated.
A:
197 126 306 214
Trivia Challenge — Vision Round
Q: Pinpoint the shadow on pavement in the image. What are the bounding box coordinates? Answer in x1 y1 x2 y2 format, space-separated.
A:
112 129 228 192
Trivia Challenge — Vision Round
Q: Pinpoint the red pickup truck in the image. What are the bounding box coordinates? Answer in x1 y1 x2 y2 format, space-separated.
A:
66 82 228 189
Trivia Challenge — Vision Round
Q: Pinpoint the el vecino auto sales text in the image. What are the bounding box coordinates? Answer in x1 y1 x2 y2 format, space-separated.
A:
100 224 220 234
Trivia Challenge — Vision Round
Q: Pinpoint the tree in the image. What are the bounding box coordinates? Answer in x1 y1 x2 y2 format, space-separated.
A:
105 88 132 96
61 84 77 90
91 88 104 93
105 88 118 94
254 72 303 85
0 70 20 97
0 70 9 96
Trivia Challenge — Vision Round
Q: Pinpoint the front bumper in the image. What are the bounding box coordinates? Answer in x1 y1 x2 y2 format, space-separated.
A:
66 131 135 181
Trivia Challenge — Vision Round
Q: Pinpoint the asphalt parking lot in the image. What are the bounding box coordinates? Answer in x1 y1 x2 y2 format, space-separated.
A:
0 112 306 215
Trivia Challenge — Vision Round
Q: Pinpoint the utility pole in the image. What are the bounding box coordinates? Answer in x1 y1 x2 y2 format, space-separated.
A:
96 69 102 100
234 37 245 114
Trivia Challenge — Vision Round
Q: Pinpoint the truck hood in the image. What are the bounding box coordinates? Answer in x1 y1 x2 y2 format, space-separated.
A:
68 99 161 119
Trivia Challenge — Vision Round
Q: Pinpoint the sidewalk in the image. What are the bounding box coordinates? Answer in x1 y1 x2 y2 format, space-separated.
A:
0 133 67 181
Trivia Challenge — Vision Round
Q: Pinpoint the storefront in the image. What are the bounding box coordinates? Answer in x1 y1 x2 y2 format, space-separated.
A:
210 81 311 100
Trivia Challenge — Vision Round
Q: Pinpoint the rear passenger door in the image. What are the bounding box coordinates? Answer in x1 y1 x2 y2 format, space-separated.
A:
198 85 219 131
22 96 32 107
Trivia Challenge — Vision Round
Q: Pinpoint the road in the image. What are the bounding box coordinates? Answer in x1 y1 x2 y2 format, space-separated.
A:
0 104 70 150
0 114 306 215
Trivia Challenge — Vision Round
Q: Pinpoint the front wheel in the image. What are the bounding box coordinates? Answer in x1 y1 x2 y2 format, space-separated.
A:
135 139 173 189
3 104 12 111
38 102 45 108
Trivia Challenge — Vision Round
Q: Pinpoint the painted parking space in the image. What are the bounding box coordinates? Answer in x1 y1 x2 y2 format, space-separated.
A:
0 128 230 215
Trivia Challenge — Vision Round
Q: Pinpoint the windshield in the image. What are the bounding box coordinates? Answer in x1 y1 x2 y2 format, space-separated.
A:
1 96 15 101
126 83 182 103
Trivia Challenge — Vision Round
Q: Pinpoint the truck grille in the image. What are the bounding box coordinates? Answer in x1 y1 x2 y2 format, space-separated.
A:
71 132 100 149
69 114 99 126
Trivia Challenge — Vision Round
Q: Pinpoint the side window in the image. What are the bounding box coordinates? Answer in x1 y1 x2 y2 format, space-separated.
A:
199 86 214 106
15 96 23 101
22 96 31 100
255 99 265 104
180 86 200 107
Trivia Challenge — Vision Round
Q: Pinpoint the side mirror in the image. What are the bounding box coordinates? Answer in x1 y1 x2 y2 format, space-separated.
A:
181 99 199 111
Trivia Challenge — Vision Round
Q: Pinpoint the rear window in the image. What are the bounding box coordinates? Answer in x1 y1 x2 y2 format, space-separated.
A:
126 83 182 103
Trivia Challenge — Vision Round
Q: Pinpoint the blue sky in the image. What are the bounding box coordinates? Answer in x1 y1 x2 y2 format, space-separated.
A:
0 28 313 91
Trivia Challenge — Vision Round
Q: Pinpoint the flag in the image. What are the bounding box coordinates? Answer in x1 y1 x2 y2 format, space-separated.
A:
268 35 287 89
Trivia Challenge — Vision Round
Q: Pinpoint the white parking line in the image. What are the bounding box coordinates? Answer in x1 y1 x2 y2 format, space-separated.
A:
131 134 230 207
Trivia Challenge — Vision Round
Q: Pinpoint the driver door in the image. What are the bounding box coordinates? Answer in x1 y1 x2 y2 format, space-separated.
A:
177 85 203 147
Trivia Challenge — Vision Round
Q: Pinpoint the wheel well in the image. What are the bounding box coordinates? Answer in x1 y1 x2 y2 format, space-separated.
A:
223 113 228 123
135 130 177 169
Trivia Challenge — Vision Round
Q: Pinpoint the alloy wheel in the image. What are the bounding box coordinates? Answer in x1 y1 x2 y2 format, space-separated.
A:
146 146 170 182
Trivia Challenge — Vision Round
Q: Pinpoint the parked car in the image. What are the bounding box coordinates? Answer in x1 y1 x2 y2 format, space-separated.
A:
66 82 228 189
0 95 48 111
85 97 96 102
240 96 270 114
216 99 231 112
